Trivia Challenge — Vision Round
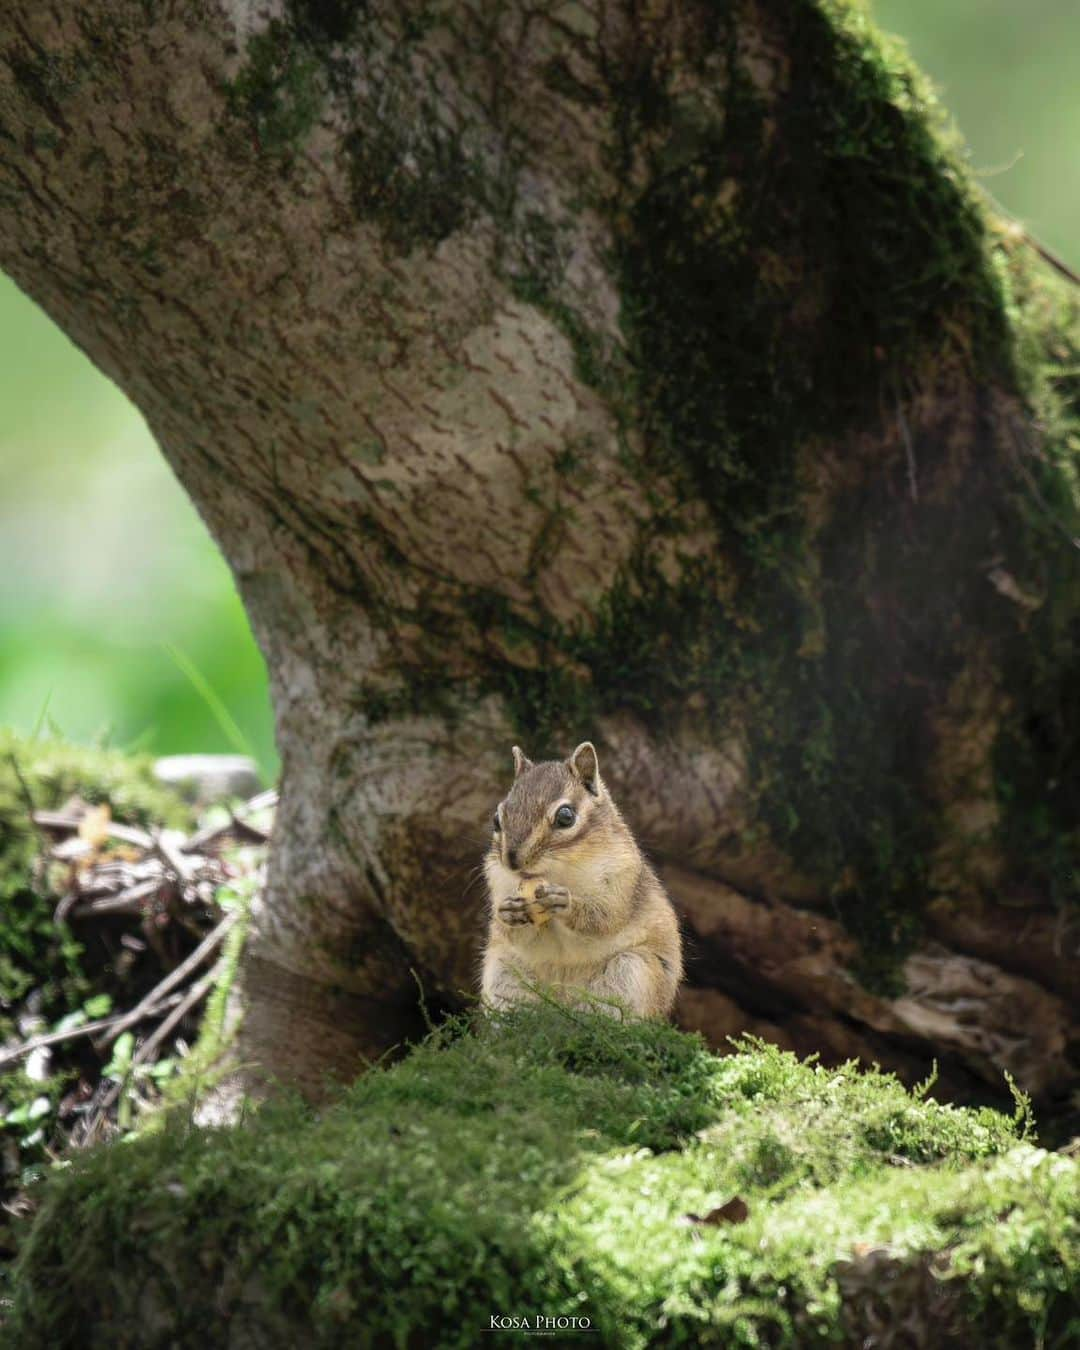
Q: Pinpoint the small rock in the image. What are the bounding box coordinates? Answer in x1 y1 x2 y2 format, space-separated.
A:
25 1046 52 1083
153 755 261 805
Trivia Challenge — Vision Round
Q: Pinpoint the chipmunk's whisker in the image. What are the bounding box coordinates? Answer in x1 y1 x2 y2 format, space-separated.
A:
460 864 488 902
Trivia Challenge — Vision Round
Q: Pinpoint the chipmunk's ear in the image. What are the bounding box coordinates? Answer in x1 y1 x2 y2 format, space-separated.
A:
569 741 600 796
511 745 533 779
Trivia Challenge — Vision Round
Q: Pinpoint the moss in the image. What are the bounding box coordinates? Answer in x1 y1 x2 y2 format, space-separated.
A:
227 20 325 156
990 246 1080 909
229 2 489 250
162 881 255 1110
6 49 83 129
285 0 368 47
7 1008 1076 1348
580 0 1021 982
344 118 481 252
507 261 629 405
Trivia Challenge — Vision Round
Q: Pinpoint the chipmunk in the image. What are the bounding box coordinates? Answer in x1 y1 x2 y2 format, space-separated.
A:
481 742 683 1018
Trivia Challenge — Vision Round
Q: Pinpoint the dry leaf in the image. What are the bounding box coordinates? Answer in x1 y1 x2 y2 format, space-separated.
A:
78 804 112 849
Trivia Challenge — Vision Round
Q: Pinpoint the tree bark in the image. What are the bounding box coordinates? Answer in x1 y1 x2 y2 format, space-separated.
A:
1 1 1077 1116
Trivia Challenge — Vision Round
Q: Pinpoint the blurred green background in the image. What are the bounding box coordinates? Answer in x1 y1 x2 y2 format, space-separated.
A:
0 296 278 777
1 1 1077 785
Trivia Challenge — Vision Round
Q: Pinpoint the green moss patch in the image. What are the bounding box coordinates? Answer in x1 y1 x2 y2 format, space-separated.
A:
578 0 1024 981
992 250 1080 909
227 20 325 156
8 1008 1077 1347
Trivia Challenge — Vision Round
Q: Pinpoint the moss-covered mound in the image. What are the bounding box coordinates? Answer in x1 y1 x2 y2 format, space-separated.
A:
7 1007 1077 1348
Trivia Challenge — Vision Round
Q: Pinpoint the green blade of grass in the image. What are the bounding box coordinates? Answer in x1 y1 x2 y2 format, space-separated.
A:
29 688 53 741
162 643 254 761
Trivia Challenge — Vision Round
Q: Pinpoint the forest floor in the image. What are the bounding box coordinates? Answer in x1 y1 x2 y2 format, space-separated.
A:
5 1003 1079 1347
0 734 1077 1347
0 734 268 1273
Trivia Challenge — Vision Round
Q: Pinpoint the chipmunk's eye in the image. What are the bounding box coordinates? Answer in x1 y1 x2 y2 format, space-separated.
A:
493 812 502 833
554 804 576 828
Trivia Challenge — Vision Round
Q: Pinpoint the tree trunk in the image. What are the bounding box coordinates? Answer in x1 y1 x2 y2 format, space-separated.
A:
2 1 1077 1117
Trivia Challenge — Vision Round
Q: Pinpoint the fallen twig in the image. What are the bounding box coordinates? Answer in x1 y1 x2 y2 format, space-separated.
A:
152 828 198 883
181 815 270 855
6 779 271 1158
245 789 278 814
97 910 239 1049
89 961 223 1130
33 809 154 851
0 995 182 1072
896 392 918 504
68 877 164 919
130 962 221 1068
181 788 277 855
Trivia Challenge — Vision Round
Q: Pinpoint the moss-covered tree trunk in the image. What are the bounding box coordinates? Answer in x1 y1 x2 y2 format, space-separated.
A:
1 1 1077 1111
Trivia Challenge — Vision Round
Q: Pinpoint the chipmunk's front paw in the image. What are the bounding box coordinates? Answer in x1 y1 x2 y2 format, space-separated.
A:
497 895 532 927
532 881 571 916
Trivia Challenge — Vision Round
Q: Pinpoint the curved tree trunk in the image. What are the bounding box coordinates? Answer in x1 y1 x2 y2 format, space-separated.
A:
1 1 1077 1115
